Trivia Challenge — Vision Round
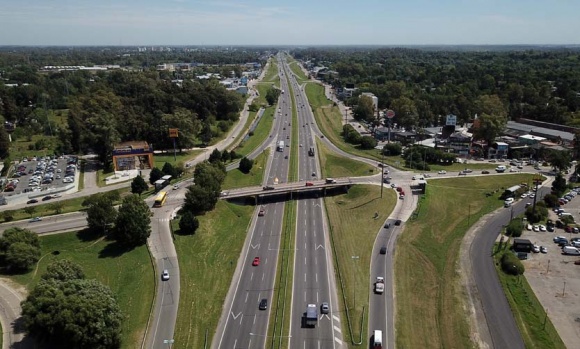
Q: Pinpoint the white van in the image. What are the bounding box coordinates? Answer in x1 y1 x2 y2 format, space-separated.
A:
559 212 573 218
496 165 506 173
562 246 580 255
373 330 383 348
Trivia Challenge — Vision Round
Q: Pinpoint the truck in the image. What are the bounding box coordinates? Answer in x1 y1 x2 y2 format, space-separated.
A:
373 330 383 348
308 147 315 156
496 165 506 173
277 141 285 152
305 304 318 327
325 178 337 184
375 277 385 294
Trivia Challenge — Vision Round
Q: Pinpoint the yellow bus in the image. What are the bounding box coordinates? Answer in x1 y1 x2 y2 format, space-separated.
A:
153 191 168 207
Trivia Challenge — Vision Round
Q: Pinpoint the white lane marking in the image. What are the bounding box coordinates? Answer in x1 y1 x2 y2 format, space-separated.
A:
253 314 257 325
304 273 307 283
262 273 265 281
248 339 252 348
316 244 324 250
316 273 318 283
334 325 342 333
304 242 307 250
316 291 319 303
334 337 343 345
245 292 248 303
250 272 254 281
314 230 316 237
333 315 340 322
304 256 307 265
231 311 242 319
234 339 237 348
251 243 260 249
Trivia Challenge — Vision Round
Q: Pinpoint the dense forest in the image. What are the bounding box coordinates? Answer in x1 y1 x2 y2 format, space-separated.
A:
291 47 580 130
0 47 274 164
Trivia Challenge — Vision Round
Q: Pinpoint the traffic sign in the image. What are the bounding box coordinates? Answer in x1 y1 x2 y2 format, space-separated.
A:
169 128 179 138
386 110 395 119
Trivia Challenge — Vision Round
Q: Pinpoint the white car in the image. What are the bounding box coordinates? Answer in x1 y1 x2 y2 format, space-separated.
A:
412 176 417 180
161 270 170 281
539 225 547 232
533 225 540 232
438 170 447 175
532 245 540 253
526 224 532 231
521 193 528 198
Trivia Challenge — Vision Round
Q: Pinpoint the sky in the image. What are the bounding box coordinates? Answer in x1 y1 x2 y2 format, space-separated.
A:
0 0 579 46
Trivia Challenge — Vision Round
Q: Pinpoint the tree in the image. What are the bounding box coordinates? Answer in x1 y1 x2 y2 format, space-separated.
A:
543 193 559 208
552 173 567 197
23 206 37 218
353 95 374 122
21 278 122 349
48 201 65 214
546 149 571 173
208 149 222 163
42 259 85 282
0 118 9 159
500 252 525 275
383 143 402 156
5 242 41 271
239 157 254 174
149 167 164 185
183 185 219 215
161 162 177 178
506 219 524 237
84 193 117 235
221 150 231 162
0 227 41 252
113 195 151 247
131 175 149 196
265 87 281 105
0 210 15 222
179 210 200 235
360 136 377 150
473 113 507 146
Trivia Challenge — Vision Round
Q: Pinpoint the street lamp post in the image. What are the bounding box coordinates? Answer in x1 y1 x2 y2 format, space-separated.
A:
351 256 359 310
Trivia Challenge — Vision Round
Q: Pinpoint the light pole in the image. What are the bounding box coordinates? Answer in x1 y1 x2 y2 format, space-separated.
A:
351 255 359 310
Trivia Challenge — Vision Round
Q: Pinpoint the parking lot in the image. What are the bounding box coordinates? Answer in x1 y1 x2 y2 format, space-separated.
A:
522 189 580 348
2 156 79 204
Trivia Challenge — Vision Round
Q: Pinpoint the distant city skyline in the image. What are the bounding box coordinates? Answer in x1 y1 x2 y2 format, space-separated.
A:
1 0 579 46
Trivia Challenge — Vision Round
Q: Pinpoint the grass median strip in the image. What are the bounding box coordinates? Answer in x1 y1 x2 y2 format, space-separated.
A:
316 138 376 178
395 174 533 349
173 200 254 348
324 185 396 344
6 230 154 349
222 150 268 190
493 242 566 349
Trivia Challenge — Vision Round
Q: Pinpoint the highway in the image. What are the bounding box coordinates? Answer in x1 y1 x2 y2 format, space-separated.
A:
215 54 292 348
284 57 343 347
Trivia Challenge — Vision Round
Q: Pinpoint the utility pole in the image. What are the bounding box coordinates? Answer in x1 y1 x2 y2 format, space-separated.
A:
380 151 385 198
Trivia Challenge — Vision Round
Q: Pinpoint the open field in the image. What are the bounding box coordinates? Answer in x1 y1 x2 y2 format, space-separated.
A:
395 174 532 349
316 138 376 178
494 242 566 349
153 150 204 168
287 61 308 83
173 200 254 349
263 59 279 82
6 231 154 349
222 150 268 189
324 185 397 344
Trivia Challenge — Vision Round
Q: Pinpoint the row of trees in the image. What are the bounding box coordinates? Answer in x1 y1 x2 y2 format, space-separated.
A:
21 259 123 348
342 124 378 149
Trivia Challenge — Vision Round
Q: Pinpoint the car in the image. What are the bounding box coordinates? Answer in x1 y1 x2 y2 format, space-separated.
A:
539 225 547 232
525 203 532 208
394 219 402 226
482 170 490 174
252 257 261 266
259 298 268 310
458 172 467 176
311 172 316 177
399 194 405 199
532 245 540 253
521 193 528 198
526 224 532 231
380 246 387 255
438 170 447 174
27 199 38 204
412 176 417 180
553 236 566 243
384 222 390 229
299 144 303 147
540 246 548 254
161 269 170 281
533 225 540 232
30 217 42 222
258 209 265 216
321 302 329 314
517 252 528 260
396 187 403 192
463 169 473 173
42 195 52 201
263 186 275 191
390 183 396 188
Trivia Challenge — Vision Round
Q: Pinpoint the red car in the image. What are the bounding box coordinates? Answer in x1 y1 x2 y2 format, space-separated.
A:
252 257 261 266
396 187 403 192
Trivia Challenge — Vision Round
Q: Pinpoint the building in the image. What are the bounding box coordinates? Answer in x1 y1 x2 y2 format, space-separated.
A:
112 141 154 172
512 238 534 253
488 142 509 159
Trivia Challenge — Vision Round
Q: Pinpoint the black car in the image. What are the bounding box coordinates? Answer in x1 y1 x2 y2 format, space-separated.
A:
380 246 387 255
27 199 38 204
259 298 268 310
42 195 52 201
394 220 402 226
384 223 390 229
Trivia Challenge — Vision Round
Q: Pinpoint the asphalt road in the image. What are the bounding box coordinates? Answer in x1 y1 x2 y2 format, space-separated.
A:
215 54 292 348
285 58 343 348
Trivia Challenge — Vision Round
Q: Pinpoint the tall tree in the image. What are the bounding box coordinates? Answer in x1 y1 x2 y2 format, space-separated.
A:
131 175 149 196
42 259 86 282
179 210 200 235
83 193 117 235
473 113 507 146
353 95 374 122
113 195 151 247
0 117 10 159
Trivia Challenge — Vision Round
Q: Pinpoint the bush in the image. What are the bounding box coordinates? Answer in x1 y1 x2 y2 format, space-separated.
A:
506 219 524 237
360 136 378 150
383 143 402 156
501 252 525 275
239 157 254 174
525 202 548 223
543 193 559 208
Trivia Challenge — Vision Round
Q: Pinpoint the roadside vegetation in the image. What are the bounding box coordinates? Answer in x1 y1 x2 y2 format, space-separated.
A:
324 185 396 344
287 60 308 82
395 174 533 349
494 242 566 349
316 138 376 178
6 230 154 349
172 200 254 349
263 59 280 83
222 150 268 189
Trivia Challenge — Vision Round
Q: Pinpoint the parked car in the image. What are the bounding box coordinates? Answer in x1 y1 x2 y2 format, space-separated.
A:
540 246 548 253
27 199 38 204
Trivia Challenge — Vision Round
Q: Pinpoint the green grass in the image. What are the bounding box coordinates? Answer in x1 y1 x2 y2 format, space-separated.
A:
233 107 275 158
394 174 533 349
316 138 377 178
153 150 204 168
267 199 295 349
305 84 383 162
324 185 397 344
288 76 299 182
6 231 154 349
173 200 255 349
1 188 129 223
263 59 279 82
222 150 268 189
288 61 308 83
493 243 566 349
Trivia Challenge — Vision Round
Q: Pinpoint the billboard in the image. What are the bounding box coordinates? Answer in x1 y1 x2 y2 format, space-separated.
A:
446 114 457 126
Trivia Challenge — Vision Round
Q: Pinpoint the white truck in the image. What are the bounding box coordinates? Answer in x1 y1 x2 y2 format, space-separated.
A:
305 304 318 327
375 276 385 294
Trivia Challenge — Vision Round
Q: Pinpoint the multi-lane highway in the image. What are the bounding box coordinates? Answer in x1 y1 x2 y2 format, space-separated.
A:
215 54 292 348
283 57 343 348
